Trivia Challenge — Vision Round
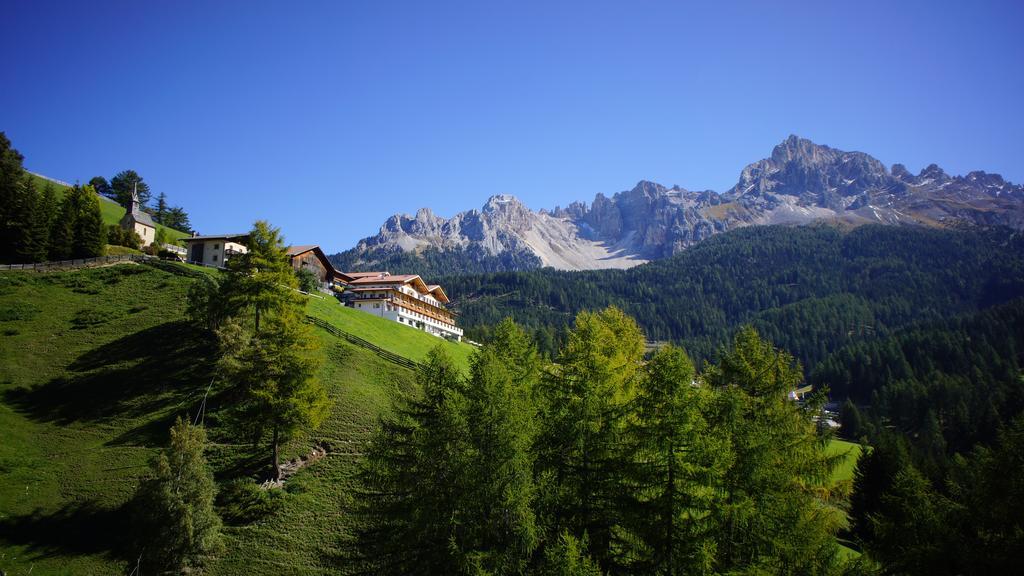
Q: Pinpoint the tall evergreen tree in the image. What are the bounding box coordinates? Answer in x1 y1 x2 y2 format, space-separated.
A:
71 184 105 258
702 327 844 575
623 345 728 575
0 132 33 263
536 307 645 570
357 347 470 574
460 319 541 574
110 169 150 207
154 191 169 224
29 182 58 261
132 417 223 573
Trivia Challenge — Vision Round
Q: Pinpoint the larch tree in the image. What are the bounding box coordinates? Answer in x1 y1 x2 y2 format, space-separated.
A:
356 346 470 575
133 417 223 573
216 310 327 481
460 319 541 574
535 306 645 571
702 327 844 575
623 345 729 576
221 220 299 333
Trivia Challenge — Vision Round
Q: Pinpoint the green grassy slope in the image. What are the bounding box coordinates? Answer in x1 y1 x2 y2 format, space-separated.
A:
0 264 468 575
27 173 190 244
827 438 865 484
306 296 476 370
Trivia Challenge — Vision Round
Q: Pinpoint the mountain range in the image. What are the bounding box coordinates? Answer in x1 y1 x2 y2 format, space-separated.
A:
329 135 1024 273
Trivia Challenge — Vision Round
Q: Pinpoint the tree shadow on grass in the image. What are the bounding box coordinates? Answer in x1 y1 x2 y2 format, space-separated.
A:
4 321 217 445
0 500 130 564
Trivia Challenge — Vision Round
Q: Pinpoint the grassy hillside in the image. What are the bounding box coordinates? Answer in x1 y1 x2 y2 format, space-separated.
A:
0 263 475 575
306 296 476 370
27 172 190 244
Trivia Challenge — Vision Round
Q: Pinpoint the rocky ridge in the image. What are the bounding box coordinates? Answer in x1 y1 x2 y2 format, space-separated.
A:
332 135 1024 272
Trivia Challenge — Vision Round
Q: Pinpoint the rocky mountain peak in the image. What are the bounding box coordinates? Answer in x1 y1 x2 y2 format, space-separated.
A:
335 135 1024 273
918 163 950 182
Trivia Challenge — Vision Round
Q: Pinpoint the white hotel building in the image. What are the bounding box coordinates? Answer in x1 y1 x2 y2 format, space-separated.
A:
345 272 463 341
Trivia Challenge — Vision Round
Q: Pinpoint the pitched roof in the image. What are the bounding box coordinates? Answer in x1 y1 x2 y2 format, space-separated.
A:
183 233 249 243
123 210 156 228
286 245 319 256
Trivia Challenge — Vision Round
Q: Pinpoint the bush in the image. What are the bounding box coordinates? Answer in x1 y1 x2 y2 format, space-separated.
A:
296 267 319 293
217 478 286 525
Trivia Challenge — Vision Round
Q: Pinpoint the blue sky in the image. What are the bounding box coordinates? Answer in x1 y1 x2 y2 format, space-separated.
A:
3 0 1022 252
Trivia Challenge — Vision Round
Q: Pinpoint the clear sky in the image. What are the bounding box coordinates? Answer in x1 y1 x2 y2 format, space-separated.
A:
3 0 1022 252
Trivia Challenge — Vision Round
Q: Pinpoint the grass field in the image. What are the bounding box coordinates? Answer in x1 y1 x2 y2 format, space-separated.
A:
0 263 465 574
27 173 190 244
827 438 865 483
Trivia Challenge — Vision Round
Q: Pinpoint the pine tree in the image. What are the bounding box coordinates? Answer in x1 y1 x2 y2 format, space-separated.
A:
536 307 645 570
110 169 150 207
540 531 604 576
133 417 223 573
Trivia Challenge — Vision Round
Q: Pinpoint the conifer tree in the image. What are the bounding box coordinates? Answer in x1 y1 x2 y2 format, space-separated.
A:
702 327 843 574
536 307 645 570
221 220 299 333
623 345 728 575
133 417 223 573
29 182 58 261
217 312 327 480
460 319 541 573
540 531 603 576
357 346 469 574
71 184 105 258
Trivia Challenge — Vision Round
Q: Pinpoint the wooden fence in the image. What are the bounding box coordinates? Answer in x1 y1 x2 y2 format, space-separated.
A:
306 315 422 372
0 253 153 272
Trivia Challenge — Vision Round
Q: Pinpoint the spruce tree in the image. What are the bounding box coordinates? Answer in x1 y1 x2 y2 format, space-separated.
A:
133 417 223 573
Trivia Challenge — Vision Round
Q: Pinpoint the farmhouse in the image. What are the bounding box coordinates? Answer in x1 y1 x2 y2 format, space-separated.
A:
343 272 463 341
286 245 337 290
183 233 249 267
119 187 157 246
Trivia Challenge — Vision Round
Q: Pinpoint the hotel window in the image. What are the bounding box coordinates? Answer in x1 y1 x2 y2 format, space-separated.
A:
214 243 220 250
213 254 218 262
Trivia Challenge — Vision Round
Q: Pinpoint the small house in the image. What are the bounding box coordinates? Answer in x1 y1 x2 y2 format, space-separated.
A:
183 233 249 267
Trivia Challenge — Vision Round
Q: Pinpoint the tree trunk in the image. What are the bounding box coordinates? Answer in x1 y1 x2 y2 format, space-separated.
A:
272 423 281 481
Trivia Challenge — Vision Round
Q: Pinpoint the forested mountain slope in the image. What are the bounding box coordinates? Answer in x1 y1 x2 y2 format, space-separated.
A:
442 224 1024 366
